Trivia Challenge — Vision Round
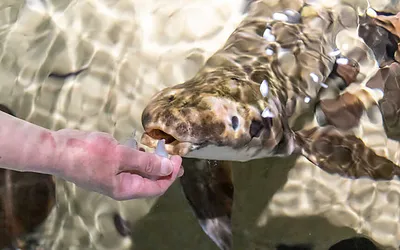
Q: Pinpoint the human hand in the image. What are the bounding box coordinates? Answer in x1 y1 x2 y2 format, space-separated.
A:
52 129 183 200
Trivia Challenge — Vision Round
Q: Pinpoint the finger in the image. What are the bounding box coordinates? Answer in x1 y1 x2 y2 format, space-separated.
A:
113 159 181 200
170 155 184 177
178 167 184 177
117 145 174 177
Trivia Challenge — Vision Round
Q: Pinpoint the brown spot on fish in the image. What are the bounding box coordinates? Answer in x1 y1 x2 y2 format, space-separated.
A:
242 65 253 74
162 110 175 127
333 59 360 86
318 92 364 130
176 122 189 136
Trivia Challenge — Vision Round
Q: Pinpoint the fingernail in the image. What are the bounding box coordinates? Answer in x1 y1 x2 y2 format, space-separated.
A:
123 138 138 149
178 166 184 177
161 158 173 176
155 139 168 158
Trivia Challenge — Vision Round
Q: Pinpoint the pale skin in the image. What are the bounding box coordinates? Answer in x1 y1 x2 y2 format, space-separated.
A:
0 111 183 200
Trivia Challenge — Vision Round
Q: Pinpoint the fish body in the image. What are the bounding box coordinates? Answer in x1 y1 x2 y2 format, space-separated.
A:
141 0 340 161
139 1 400 249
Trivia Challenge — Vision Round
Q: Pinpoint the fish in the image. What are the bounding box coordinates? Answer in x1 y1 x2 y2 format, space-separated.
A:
140 1 400 249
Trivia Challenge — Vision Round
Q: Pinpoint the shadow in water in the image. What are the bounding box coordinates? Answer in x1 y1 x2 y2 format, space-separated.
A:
131 155 361 249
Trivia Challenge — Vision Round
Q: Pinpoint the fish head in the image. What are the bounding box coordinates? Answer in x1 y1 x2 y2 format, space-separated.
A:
141 71 293 162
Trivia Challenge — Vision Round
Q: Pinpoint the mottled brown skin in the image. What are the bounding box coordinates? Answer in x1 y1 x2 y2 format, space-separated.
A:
358 14 399 67
366 63 400 141
296 125 400 180
317 92 364 130
333 59 360 86
0 104 56 249
141 0 336 158
140 2 400 250
372 12 400 63
365 12 400 141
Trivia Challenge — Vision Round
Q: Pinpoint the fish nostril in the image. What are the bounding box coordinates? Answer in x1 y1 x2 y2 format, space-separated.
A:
231 116 239 130
262 117 273 128
250 120 263 138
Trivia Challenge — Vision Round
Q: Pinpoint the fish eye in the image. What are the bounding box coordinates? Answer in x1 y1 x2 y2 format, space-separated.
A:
249 120 263 138
231 116 239 130
168 95 175 102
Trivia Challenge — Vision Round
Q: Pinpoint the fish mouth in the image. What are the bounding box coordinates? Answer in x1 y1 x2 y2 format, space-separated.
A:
140 128 194 156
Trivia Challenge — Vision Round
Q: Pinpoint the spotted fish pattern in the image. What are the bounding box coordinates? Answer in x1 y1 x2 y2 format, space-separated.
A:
140 1 400 249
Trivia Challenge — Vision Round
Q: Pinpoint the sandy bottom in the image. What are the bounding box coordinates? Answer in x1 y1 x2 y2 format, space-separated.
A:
1 0 400 249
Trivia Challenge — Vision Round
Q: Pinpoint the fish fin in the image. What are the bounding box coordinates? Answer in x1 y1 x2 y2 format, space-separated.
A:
180 158 234 250
295 125 400 181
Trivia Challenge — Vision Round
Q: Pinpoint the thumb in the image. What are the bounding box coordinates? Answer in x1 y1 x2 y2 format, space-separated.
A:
170 155 184 177
118 145 176 177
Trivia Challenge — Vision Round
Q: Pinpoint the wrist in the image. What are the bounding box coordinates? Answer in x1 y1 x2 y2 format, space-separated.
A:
25 130 60 175
48 129 79 177
49 129 112 180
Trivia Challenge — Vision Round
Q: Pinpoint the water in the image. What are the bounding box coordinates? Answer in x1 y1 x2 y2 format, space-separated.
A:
0 0 400 249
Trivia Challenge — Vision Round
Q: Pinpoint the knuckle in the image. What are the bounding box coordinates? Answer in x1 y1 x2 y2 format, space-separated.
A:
144 158 155 173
